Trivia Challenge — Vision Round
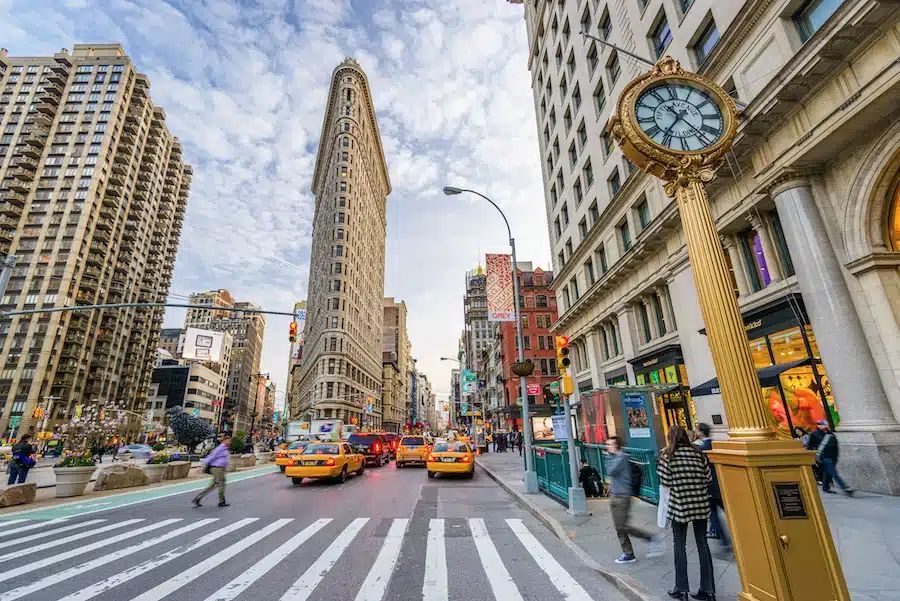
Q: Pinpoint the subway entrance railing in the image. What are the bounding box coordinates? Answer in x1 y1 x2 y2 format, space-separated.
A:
530 442 660 505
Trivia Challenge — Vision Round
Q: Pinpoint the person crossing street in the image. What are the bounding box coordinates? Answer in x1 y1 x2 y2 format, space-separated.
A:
192 435 231 508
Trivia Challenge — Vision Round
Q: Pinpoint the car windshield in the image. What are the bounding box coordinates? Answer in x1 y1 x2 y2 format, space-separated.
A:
433 443 468 453
301 444 340 455
402 437 425 446
348 435 380 445
287 442 306 450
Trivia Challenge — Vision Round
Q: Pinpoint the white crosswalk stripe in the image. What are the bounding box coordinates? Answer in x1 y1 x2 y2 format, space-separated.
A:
0 515 617 601
0 517 68 538
55 518 259 601
128 519 293 601
354 518 409 601
0 519 30 528
203 519 332 601
423 518 448 601
280 518 368 601
0 519 144 563
1 518 106 547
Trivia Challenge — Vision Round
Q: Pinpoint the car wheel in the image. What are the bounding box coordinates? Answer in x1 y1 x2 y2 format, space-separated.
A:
356 463 365 477
396 461 402 468
466 469 475 479
291 477 303 486
427 471 435 479
337 466 348 484
375 456 383 467
279 466 286 472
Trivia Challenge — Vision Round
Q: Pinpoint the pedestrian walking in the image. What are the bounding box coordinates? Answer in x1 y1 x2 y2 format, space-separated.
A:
657 426 715 601
606 436 662 563
193 435 231 508
516 431 523 456
695 423 731 552
8 434 36 485
807 420 853 496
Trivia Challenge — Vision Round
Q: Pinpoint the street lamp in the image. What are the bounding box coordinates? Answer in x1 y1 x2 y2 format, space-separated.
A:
442 185 539 494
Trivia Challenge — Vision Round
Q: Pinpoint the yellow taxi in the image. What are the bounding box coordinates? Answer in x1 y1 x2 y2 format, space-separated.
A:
285 442 365 485
275 441 310 472
395 435 431 468
426 441 475 479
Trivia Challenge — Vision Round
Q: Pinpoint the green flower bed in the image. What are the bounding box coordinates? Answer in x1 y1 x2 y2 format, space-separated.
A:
55 453 96 468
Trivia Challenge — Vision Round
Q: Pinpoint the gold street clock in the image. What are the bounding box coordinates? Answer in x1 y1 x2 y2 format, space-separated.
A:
609 56 739 193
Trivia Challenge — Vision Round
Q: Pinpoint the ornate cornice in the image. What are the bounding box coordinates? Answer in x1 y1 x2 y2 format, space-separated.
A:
755 166 822 197
845 250 900 276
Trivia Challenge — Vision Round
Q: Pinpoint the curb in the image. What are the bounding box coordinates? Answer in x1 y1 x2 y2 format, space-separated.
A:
476 458 659 601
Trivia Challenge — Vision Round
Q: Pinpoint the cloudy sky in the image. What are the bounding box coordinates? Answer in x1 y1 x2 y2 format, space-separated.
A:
1 0 551 405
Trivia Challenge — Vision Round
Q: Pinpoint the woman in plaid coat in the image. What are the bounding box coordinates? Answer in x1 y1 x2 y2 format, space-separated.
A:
657 426 715 601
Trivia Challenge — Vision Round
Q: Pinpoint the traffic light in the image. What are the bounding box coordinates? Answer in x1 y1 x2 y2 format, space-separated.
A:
555 335 571 374
32 407 44 419
289 321 298 342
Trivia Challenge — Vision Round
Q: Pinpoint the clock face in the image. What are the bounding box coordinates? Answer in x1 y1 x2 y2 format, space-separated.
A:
635 82 725 152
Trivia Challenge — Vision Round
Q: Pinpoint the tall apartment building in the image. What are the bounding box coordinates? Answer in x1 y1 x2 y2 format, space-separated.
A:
382 297 411 432
0 44 190 437
296 58 390 430
510 0 900 493
183 290 264 433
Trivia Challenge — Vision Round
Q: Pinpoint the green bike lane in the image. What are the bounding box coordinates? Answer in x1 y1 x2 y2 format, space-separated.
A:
0 465 278 520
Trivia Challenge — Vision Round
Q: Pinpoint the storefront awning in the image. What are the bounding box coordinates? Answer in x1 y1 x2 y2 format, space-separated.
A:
690 358 812 396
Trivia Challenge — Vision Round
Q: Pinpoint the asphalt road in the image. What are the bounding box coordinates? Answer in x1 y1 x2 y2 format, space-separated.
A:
0 458 628 601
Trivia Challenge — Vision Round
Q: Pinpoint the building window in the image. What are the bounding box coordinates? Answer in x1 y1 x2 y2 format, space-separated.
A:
589 201 600 226
601 131 613 157
739 229 770 292
652 294 667 335
587 42 599 75
795 0 845 42
679 0 694 14
608 169 621 196
577 122 587 149
583 159 594 187
571 279 580 300
564 108 573 132
567 51 576 77
694 19 720 64
771 213 796 277
636 198 651 229
579 218 589 240
593 80 607 119
651 12 673 58
561 203 569 226
565 238 574 259
599 10 612 40
597 245 608 273
639 302 652 342
607 51 621 85
574 178 583 204
619 221 632 251
572 84 581 111
555 217 563 239
585 259 595 285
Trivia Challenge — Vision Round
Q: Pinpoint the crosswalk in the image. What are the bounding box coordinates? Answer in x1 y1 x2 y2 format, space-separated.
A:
0 515 616 601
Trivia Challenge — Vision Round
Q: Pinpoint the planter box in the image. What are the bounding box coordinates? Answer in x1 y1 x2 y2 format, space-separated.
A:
255 452 274 464
240 454 256 468
141 463 168 483
226 455 241 472
54 466 96 498
163 461 191 480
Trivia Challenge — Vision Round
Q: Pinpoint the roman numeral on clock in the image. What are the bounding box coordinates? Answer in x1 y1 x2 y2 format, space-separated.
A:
662 132 673 147
644 124 662 138
700 124 719 135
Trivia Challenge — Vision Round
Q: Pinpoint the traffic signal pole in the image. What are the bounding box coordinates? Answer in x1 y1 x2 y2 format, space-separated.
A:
555 336 588 516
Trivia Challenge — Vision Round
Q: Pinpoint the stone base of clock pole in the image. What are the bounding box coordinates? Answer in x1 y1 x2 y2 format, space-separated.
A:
674 179 850 601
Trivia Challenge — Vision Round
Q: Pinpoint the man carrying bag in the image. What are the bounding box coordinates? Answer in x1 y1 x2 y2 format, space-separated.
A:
8 435 36 485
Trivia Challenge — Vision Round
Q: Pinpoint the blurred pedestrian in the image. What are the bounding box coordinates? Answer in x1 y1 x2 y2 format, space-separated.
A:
193 435 231 508
8 434 36 485
807 420 853 496
658 426 715 601
695 423 731 552
606 436 662 563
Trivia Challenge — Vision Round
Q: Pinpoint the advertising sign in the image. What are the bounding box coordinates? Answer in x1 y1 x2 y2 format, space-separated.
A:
551 415 569 441
485 254 516 321
532 416 555 441
623 392 651 439
580 390 608 444
526 383 541 395
182 327 226 362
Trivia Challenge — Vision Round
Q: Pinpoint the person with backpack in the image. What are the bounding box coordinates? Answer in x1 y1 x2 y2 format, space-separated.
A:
657 426 715 601
806 420 853 496
606 436 662 564
8 434 36 485
578 458 603 498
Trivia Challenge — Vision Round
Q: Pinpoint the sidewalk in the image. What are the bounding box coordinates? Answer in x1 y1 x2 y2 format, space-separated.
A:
477 450 900 601
2 457 146 489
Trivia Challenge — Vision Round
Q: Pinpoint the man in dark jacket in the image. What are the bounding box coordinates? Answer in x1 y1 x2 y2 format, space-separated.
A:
697 423 731 552
579 458 602 498
807 420 853 495
8 435 35 485
606 436 662 563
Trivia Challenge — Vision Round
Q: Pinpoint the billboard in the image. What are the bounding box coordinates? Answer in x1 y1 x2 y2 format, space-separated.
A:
182 327 226 362
485 254 515 321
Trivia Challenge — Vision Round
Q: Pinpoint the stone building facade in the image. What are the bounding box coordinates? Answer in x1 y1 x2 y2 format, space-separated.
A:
510 0 900 493
382 297 411 432
0 43 190 437
297 58 390 431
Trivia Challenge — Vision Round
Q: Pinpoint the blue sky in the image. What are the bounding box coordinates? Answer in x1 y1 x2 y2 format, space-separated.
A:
1 0 551 404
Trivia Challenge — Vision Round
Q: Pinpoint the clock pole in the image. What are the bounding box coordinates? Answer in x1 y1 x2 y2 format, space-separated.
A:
610 57 850 601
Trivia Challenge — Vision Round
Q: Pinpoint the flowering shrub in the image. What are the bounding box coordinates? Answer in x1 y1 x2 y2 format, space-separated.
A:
55 452 96 468
147 452 171 465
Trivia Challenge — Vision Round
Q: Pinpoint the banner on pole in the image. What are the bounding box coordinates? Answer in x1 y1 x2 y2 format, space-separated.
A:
485 254 515 321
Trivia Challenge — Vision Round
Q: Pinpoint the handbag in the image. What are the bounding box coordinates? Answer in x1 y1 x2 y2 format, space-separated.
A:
202 463 212 474
657 484 672 528
13 453 36 468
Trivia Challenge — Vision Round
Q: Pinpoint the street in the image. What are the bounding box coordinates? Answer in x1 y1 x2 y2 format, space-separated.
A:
0 460 628 601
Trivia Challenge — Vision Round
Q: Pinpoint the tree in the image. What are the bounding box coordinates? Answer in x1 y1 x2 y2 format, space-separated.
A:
166 406 215 453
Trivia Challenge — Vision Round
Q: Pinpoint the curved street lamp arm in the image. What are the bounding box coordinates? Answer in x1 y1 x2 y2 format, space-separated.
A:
457 188 513 243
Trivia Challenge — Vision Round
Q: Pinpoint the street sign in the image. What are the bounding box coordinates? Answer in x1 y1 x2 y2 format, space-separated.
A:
192 408 200 417
549 381 559 394
9 416 20 429
526 384 541 395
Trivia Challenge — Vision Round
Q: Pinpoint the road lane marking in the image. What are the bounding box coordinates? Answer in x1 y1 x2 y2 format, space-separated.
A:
280 517 369 601
354 518 410 601
55 518 259 601
203 519 332 601
0 518 200 598
0 519 140 562
423 518 448 601
127 519 293 601
506 518 594 601
469 518 525 601
0 518 106 547
0 519 29 526
0 517 67 538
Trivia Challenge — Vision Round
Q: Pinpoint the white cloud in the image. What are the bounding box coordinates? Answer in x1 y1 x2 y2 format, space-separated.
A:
0 0 550 401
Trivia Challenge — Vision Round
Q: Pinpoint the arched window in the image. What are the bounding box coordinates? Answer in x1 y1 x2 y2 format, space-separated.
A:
888 185 900 250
